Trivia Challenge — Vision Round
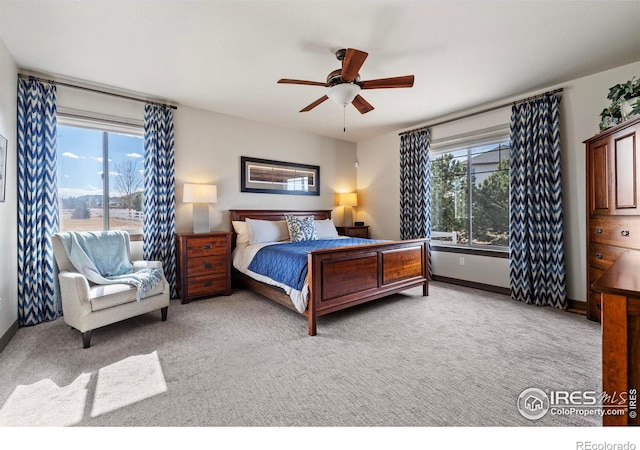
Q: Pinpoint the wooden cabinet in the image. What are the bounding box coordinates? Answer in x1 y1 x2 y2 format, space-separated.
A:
176 232 232 304
591 252 640 426
336 226 369 239
585 117 640 321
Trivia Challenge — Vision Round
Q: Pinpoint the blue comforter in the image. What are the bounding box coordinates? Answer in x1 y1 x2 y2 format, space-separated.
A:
247 238 382 291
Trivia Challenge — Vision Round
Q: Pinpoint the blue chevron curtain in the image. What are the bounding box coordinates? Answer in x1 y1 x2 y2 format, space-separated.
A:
509 93 566 308
400 129 432 277
143 104 178 298
17 77 61 326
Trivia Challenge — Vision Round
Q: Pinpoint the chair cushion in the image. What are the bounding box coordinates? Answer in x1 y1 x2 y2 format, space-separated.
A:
89 279 165 312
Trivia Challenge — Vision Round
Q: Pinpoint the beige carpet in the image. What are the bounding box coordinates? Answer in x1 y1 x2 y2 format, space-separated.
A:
0 282 601 427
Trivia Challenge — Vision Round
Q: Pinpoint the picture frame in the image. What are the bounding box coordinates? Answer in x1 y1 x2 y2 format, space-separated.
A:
241 156 320 196
0 134 6 202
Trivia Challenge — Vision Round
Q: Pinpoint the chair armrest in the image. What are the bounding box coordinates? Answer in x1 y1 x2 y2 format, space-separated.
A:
58 271 92 316
133 260 163 270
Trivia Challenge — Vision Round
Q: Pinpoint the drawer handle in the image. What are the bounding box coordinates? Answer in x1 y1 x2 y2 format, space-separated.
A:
596 228 603 234
621 230 630 237
203 244 212 249
203 263 212 269
204 281 212 287
596 253 603 260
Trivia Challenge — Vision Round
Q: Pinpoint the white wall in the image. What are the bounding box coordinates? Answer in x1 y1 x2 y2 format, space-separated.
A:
357 59 640 301
173 106 357 233
0 39 18 340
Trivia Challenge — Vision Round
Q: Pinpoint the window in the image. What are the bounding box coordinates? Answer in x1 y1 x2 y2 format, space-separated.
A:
430 129 510 250
57 120 145 233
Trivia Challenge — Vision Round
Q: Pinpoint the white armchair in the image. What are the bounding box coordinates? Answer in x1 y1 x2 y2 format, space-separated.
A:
51 232 170 348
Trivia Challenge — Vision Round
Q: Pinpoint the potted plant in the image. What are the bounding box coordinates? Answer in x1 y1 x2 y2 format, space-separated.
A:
606 76 640 120
599 104 622 131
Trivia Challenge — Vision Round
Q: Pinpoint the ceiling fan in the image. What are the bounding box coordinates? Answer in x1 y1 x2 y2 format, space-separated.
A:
278 48 415 115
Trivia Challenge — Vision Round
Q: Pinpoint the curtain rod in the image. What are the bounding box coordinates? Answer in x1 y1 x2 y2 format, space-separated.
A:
18 73 177 110
399 87 563 136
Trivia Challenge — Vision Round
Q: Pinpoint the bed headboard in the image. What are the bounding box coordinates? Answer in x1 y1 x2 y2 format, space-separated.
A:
229 209 332 223
229 209 332 248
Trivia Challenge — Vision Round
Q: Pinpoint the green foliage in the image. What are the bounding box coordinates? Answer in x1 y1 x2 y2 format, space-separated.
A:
601 76 640 130
607 77 640 104
431 151 510 247
431 153 468 243
471 158 510 246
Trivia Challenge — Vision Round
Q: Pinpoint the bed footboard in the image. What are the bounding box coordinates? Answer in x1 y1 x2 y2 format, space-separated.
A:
306 239 429 335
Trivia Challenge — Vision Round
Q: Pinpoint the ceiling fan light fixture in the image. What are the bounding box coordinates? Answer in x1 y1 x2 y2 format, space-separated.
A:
327 83 361 106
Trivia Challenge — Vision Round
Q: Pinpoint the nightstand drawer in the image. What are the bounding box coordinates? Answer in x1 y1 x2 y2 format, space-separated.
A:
336 226 370 239
347 228 369 238
186 273 228 298
186 255 227 277
186 236 228 257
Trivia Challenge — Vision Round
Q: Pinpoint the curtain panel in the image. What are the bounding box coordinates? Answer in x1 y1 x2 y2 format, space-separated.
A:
400 129 431 277
509 93 567 308
17 77 61 326
143 104 178 298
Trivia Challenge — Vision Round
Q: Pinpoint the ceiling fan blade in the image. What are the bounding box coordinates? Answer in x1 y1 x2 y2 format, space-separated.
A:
341 48 368 82
360 75 415 89
278 78 329 87
352 95 374 114
300 95 329 112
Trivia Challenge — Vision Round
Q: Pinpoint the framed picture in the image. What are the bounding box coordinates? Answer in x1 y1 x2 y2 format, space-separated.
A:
241 156 320 196
0 134 6 202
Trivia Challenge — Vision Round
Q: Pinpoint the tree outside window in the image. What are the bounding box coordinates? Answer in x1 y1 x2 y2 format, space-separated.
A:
431 141 510 248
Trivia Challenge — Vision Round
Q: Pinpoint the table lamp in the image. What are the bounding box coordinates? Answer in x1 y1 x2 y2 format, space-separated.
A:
183 183 217 233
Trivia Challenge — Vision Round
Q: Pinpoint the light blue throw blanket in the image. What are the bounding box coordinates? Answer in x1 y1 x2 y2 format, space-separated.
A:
58 230 163 301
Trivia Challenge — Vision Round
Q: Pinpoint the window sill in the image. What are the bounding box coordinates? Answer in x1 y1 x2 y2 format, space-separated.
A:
431 244 509 259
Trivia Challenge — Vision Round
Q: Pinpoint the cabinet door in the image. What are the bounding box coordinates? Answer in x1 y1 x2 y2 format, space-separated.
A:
612 128 638 214
589 139 611 215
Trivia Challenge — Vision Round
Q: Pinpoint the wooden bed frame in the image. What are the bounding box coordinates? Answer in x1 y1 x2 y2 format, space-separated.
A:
229 209 429 335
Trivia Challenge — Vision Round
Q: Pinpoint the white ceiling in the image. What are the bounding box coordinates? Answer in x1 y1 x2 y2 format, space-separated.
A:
1 1 640 143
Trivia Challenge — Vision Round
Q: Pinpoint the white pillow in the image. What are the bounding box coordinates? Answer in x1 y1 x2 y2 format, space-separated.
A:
232 221 249 246
246 218 290 244
315 218 339 239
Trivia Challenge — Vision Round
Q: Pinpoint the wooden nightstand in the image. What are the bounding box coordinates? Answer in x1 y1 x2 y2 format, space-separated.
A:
176 232 232 304
336 226 369 239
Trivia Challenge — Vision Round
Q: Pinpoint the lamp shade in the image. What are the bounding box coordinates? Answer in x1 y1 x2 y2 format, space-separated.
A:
337 192 358 207
183 184 217 203
327 83 361 106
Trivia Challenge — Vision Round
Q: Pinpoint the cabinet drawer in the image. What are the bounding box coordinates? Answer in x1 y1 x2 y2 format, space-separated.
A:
589 217 640 249
186 273 228 297
589 243 626 270
589 265 606 282
186 255 226 277
186 236 228 257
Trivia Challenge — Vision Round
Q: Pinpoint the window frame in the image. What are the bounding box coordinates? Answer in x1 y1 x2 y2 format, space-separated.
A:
430 124 510 255
57 109 145 239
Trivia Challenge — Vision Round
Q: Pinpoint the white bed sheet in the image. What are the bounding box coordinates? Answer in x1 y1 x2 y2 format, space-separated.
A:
232 237 349 313
232 241 309 312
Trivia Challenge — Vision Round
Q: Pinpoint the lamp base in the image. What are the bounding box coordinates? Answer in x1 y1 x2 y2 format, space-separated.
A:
343 206 354 227
192 203 210 233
